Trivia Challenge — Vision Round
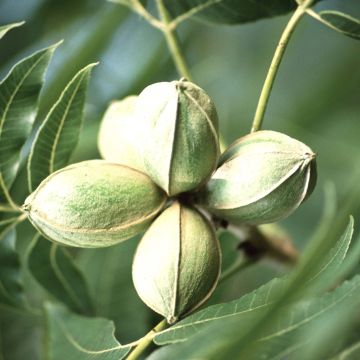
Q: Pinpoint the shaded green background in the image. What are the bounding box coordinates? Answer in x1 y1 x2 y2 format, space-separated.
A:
0 0 359 358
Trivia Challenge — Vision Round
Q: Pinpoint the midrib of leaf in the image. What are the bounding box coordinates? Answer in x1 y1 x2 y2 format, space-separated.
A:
259 278 360 342
48 72 85 174
49 245 82 310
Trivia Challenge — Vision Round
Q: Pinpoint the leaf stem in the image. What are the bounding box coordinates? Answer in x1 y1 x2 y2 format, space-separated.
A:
126 319 168 360
251 0 314 132
156 0 193 81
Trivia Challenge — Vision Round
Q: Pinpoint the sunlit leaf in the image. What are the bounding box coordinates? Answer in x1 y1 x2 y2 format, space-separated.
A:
0 43 58 203
45 303 131 360
0 22 24 40
27 235 94 315
27 63 97 192
0 230 25 308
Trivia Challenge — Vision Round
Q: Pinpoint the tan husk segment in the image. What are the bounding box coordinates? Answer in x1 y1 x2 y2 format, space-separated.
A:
132 202 221 323
136 79 220 196
23 160 167 248
97 96 143 171
200 130 317 225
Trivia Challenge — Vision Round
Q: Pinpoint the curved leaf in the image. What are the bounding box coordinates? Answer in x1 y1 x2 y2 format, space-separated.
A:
0 230 25 308
0 43 58 203
0 22 24 40
27 63 97 192
27 235 94 314
150 275 360 360
163 0 323 25
315 10 360 40
45 303 131 360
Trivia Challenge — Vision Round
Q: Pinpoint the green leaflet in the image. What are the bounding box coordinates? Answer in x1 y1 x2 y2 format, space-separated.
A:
0 43 58 204
150 274 360 360
235 274 360 360
311 10 360 40
0 22 24 40
27 63 97 193
45 303 131 360
26 234 94 315
0 230 25 308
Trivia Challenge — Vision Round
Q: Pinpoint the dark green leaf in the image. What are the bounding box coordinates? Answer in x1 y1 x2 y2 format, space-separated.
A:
45 303 131 360
0 230 25 308
315 10 360 40
0 307 42 360
27 235 94 315
27 63 96 192
77 237 153 343
0 22 25 40
163 0 315 25
0 43 58 203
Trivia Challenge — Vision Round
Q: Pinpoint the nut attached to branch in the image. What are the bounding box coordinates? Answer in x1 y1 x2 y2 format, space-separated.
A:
132 202 221 324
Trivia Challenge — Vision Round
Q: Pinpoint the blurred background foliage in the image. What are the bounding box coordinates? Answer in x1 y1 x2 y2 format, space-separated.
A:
0 0 359 359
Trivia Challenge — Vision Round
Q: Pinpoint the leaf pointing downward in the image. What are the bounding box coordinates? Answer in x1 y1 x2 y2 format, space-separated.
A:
27 63 97 192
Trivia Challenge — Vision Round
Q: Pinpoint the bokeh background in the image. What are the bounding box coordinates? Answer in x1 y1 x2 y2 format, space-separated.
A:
0 0 359 358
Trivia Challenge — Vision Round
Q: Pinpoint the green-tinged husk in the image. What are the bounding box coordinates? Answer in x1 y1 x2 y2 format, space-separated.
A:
98 95 143 171
23 160 167 248
200 130 317 225
132 202 221 323
136 79 220 196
